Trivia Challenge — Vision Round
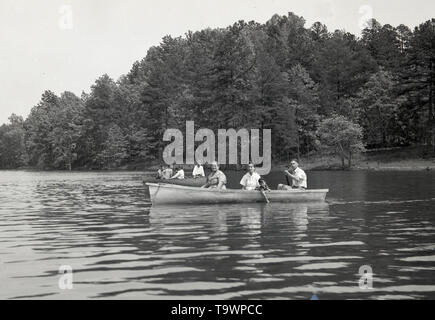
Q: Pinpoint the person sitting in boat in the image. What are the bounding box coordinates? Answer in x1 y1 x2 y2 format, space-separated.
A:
162 165 173 180
169 167 185 180
240 163 261 191
156 165 165 179
279 159 307 190
201 161 227 190
192 160 205 178
256 178 271 192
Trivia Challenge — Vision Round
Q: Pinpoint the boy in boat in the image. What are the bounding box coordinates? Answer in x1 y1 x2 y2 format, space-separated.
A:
279 159 307 190
240 163 261 191
162 165 173 180
156 165 165 179
169 167 185 180
256 178 271 192
201 161 227 190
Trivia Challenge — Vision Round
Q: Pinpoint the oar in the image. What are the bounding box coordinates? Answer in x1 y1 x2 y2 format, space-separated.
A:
285 175 291 187
285 167 292 186
260 189 270 203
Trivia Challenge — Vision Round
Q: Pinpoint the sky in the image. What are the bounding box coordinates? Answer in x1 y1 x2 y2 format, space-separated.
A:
0 0 434 125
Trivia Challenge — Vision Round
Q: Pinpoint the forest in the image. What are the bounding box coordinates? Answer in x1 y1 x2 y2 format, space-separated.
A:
0 13 434 170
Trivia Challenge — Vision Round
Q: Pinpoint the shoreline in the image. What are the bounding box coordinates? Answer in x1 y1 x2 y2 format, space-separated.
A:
4 161 435 173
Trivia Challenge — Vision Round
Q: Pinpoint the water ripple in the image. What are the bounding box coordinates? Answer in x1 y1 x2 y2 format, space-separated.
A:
0 170 434 299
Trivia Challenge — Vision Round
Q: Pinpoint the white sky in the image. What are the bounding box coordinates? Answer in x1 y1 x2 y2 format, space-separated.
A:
0 0 434 125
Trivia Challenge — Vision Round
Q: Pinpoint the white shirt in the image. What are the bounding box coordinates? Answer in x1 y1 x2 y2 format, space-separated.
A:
292 167 307 189
162 168 173 179
192 165 205 177
240 172 261 190
171 169 185 179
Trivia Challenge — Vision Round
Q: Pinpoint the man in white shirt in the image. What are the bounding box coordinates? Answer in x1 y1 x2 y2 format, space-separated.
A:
192 161 205 178
240 163 261 191
284 160 307 189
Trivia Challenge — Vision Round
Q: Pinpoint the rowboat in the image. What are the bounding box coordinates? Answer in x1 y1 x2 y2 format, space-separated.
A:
146 183 329 206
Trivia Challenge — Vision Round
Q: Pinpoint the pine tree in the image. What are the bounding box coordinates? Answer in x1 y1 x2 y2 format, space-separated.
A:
97 124 128 169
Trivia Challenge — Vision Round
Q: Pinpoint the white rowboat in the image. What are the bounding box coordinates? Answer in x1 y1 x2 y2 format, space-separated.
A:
147 183 328 206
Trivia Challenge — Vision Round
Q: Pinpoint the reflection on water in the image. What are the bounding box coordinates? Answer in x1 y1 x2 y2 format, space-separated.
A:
0 170 434 300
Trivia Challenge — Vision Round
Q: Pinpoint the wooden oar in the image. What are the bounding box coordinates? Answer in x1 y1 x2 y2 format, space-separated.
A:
285 168 293 187
285 175 291 187
260 189 270 203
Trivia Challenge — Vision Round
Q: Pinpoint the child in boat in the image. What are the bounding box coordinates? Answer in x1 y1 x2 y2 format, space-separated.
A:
256 178 270 192
170 167 185 180
156 165 164 179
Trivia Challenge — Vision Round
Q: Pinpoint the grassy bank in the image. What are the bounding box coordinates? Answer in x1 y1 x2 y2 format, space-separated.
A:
278 146 435 171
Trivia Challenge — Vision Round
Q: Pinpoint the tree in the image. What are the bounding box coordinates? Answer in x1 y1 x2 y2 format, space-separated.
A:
265 13 314 69
354 69 402 147
361 20 403 71
24 90 61 168
310 22 329 42
312 30 376 115
287 64 320 157
249 26 298 161
49 92 84 170
396 24 412 53
97 124 128 169
209 21 257 128
0 114 28 168
81 74 119 167
140 36 188 159
317 115 365 168
407 19 435 153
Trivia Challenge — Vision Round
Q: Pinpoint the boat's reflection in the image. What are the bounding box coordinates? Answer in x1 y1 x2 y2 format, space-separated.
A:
149 202 330 237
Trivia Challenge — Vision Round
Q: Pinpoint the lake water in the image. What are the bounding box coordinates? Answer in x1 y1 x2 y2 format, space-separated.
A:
0 170 434 300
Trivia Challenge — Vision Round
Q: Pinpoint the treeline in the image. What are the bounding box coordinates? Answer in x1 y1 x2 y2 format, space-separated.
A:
0 13 434 170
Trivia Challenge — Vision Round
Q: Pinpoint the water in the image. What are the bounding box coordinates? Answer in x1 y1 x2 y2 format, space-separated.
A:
0 170 434 300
